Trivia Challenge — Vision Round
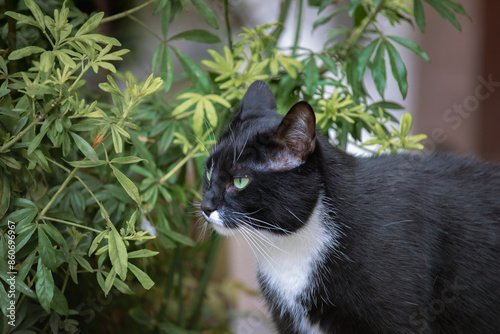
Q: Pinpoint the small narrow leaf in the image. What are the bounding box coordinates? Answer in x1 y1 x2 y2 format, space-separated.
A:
127 249 159 259
169 29 220 44
110 156 146 165
414 0 426 32
108 222 128 280
75 12 104 37
38 227 57 270
388 36 430 62
36 258 54 314
128 262 155 290
385 41 408 98
70 132 99 162
191 0 219 29
171 46 211 93
8 46 45 60
372 42 387 98
110 165 141 205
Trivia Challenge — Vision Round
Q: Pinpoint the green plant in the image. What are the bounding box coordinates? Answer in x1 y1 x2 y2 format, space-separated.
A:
0 0 467 333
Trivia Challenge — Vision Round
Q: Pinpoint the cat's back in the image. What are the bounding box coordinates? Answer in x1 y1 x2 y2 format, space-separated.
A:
339 152 500 334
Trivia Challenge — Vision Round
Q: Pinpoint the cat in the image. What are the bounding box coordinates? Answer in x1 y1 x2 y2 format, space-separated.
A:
200 80 500 334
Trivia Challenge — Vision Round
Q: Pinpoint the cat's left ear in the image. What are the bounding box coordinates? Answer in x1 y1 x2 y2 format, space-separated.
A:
276 101 316 161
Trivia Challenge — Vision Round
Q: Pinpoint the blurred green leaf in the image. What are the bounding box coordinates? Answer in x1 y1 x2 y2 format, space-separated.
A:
190 0 219 29
170 29 221 44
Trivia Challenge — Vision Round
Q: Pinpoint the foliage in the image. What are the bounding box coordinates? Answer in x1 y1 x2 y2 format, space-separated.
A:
0 0 467 333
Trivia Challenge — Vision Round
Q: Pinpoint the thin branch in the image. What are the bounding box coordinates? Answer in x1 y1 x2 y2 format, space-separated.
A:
100 0 154 24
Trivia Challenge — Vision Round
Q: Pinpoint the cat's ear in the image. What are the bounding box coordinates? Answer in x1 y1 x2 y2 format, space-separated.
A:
237 81 277 119
276 101 316 161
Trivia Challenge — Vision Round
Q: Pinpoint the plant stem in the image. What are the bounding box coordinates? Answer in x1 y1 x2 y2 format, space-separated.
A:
38 168 78 219
292 0 304 56
42 216 101 233
159 144 201 184
0 117 41 153
101 0 154 24
128 14 163 42
223 0 233 52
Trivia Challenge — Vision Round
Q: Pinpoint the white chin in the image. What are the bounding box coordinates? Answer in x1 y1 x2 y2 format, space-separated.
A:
203 210 234 236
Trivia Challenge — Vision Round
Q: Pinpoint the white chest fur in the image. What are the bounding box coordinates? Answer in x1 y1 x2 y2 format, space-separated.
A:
251 198 332 334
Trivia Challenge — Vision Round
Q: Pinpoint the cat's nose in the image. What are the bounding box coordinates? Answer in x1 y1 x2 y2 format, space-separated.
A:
201 197 216 217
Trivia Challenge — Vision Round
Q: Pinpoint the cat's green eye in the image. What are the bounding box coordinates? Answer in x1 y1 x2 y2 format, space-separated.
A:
206 171 211 182
233 176 250 190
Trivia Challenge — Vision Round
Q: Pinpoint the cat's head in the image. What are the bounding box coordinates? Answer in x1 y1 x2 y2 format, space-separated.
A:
200 81 321 236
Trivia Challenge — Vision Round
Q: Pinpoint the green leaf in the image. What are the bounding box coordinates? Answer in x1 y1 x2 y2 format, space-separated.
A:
17 249 36 282
127 249 159 259
69 132 99 163
414 0 426 32
27 127 48 155
110 156 146 165
384 41 408 98
110 125 123 154
15 223 36 252
36 258 54 314
304 57 319 96
170 29 220 44
4 11 40 28
387 36 430 62
348 0 363 17
110 165 141 205
24 0 45 29
171 46 211 93
372 42 386 98
66 160 107 168
88 230 107 257
0 171 10 218
160 1 172 36
38 226 57 270
400 113 413 137
40 223 68 251
73 254 94 273
424 0 461 31
356 38 379 81
108 222 128 280
163 230 195 247
75 12 104 37
104 267 117 296
190 0 219 29
8 46 45 60
442 0 468 16
128 262 155 290
51 286 68 316
161 45 174 92
313 5 348 30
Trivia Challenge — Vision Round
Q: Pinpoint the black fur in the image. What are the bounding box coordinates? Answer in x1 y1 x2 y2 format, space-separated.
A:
201 81 500 333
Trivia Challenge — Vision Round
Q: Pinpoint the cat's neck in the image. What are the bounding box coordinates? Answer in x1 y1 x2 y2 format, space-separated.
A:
253 194 339 300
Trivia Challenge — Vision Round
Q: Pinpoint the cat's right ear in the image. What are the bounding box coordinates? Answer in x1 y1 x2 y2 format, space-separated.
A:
275 101 316 163
236 81 277 119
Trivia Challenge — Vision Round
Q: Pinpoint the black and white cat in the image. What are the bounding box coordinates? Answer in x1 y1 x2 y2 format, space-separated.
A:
200 81 500 334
